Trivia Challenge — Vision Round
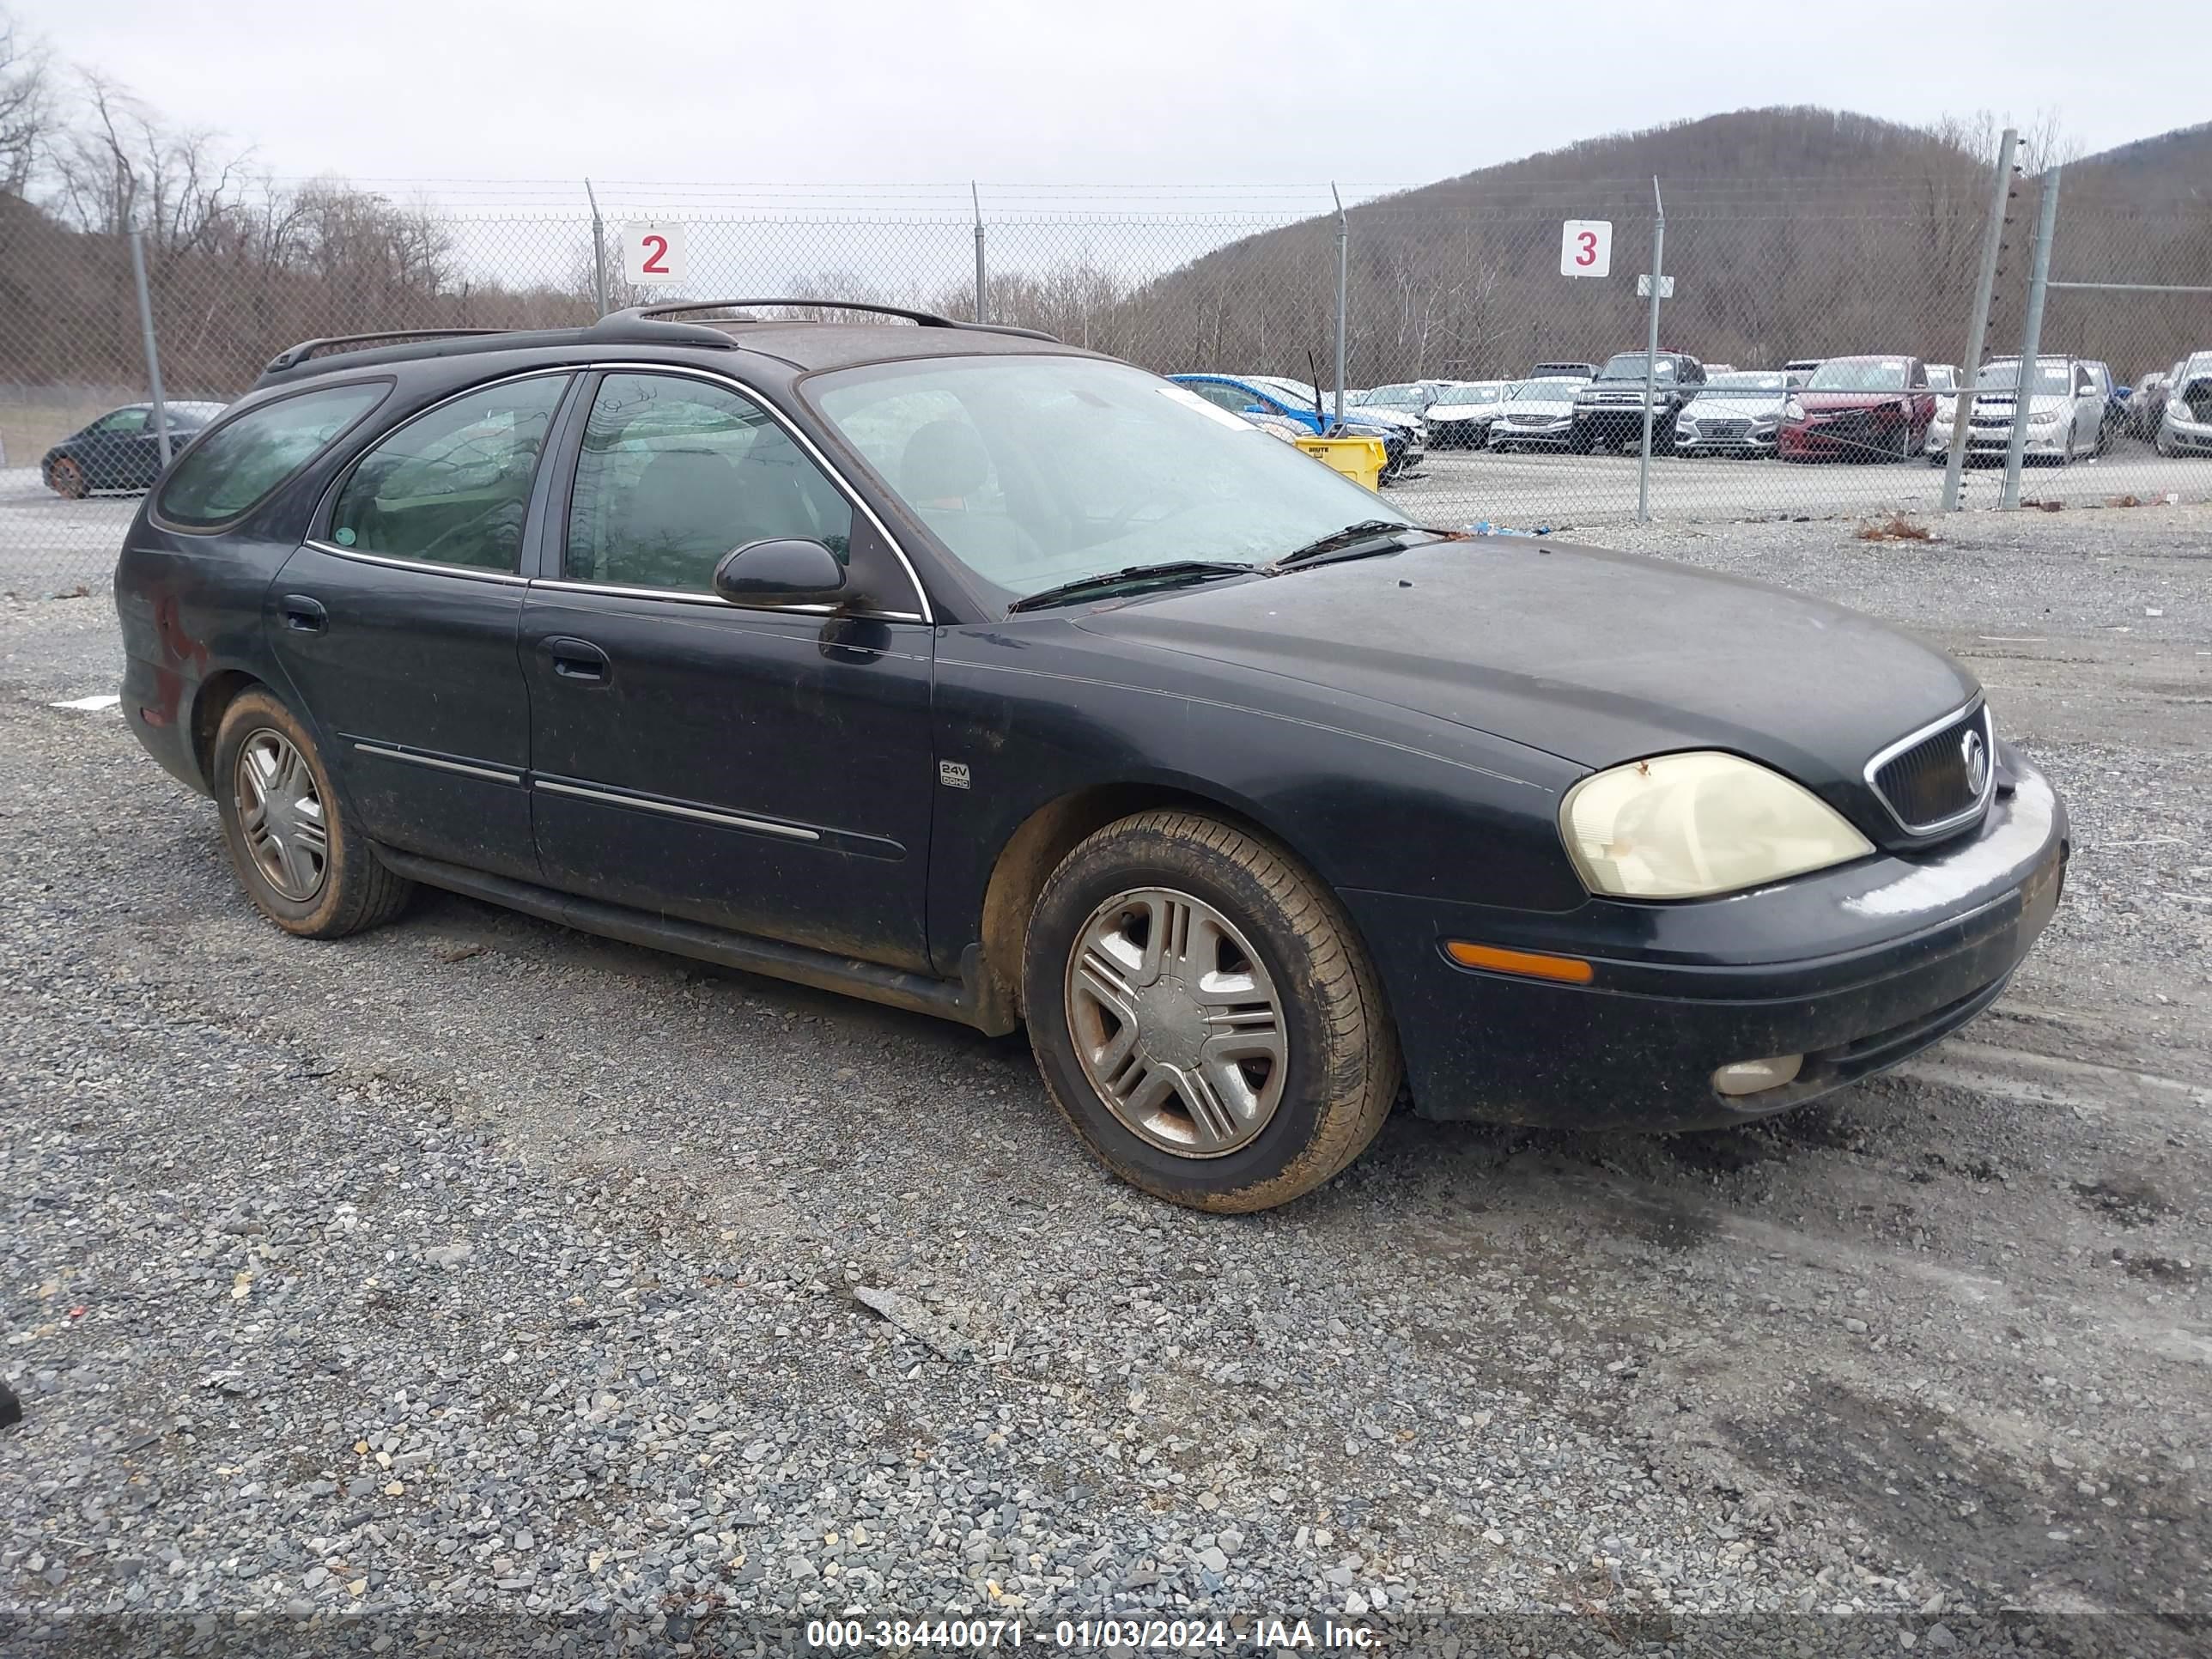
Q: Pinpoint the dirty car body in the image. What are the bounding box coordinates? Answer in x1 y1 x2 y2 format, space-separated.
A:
113 306 2067 1208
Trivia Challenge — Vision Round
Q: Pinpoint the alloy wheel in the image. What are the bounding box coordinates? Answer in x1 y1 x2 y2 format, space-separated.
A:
1063 886 1287 1158
234 729 329 902
48 458 87 499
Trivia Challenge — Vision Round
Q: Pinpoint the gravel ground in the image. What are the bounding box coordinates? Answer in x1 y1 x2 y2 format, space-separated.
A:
3 504 2208 1656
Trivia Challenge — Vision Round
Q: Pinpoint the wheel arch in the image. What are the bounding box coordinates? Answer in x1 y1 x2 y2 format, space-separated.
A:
975 776 1376 1024
190 669 268 787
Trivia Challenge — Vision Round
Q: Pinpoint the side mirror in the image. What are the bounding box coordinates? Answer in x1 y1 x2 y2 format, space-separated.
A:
711 538 848 607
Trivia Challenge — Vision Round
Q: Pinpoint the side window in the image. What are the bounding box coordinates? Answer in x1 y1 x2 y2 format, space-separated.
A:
565 374 853 594
157 383 389 530
96 409 151 435
331 375 568 572
1188 381 1253 413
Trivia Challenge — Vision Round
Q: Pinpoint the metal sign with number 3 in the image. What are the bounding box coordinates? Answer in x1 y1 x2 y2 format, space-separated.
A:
623 222 689 285
1559 220 1612 279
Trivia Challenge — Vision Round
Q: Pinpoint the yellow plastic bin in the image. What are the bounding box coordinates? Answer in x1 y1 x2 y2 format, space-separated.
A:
1294 434 1387 491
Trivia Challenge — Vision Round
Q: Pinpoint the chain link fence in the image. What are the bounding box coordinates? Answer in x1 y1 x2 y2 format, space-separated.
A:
3 172 2208 595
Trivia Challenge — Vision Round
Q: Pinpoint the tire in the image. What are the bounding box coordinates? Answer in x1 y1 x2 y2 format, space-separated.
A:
1883 422 1911 463
1023 810 1401 1213
46 456 87 500
1649 419 1677 458
1567 423 1595 454
212 688 413 939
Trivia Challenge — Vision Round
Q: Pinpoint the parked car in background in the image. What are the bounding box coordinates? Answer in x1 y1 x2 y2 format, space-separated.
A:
2122 371 2170 440
1778 356 1934 464
40 401 229 497
1926 356 2106 465
2157 350 2212 457
1353 381 1443 418
1260 376 1426 473
1171 374 1414 478
1530 361 1596 380
112 304 2069 1212
1569 349 1705 453
1784 359 1823 386
1487 376 1585 450
1425 380 1515 448
1674 370 1790 458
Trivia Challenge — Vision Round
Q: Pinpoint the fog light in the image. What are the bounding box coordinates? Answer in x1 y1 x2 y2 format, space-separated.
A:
1712 1054 1803 1097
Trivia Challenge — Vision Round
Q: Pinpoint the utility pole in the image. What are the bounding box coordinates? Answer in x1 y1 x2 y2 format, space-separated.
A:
1636 177 1664 524
584 179 608 317
127 226 172 468
972 182 988 325
1942 127 2018 512
1332 183 1349 428
2000 166 2061 510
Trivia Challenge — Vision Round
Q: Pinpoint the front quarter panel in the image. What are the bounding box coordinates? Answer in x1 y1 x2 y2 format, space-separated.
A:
926 615 1589 975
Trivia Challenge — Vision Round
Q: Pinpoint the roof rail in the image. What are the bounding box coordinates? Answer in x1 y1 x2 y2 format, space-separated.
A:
263 328 512 376
617 299 1061 344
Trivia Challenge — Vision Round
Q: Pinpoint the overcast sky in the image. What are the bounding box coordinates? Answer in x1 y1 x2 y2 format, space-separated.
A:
15 0 2203 207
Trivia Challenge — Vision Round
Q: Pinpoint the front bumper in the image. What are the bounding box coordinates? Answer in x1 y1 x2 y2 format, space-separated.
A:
2161 416 2212 453
1778 416 1908 459
1345 757 2069 1133
1675 426 1777 454
1491 422 1571 448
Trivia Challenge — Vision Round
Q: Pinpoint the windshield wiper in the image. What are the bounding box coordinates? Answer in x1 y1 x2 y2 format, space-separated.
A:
1005 560 1255 614
1265 519 1421 573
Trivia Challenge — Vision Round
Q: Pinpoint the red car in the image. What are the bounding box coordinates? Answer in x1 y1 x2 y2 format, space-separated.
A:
1777 356 1937 462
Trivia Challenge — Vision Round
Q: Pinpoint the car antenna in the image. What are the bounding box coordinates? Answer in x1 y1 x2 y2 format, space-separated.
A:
1306 348 1332 434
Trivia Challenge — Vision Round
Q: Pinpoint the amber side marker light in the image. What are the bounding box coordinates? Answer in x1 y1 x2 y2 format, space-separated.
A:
1443 941 1595 985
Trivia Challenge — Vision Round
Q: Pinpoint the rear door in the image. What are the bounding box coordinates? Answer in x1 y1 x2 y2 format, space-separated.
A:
270 370 576 883
520 368 937 969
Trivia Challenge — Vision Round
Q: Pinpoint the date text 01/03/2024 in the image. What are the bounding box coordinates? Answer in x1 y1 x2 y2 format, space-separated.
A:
802 1617 1382 1650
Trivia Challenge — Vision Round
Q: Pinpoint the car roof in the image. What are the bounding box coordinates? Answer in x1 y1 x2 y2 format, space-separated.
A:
252 305 1086 390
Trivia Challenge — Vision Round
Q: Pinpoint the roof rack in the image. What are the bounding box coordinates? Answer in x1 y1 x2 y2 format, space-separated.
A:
617 298 1060 343
262 328 513 375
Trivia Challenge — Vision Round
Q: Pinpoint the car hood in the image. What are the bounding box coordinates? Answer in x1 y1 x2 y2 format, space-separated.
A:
1501 399 1575 417
1073 537 1976 791
1350 407 1424 430
1430 398 1503 417
1965 392 2074 417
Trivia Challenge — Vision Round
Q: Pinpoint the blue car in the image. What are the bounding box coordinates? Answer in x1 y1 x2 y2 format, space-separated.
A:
1170 374 1414 479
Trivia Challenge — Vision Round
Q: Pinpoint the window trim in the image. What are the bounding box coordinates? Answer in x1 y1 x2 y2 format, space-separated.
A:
151 377 395 536
544 362 932 623
317 366 576 579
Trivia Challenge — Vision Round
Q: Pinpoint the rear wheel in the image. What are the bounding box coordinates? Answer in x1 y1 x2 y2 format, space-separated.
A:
46 456 87 499
212 689 413 939
1024 811 1400 1213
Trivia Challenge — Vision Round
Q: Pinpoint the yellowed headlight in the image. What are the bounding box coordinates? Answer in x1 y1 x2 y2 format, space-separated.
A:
1562 752 1875 899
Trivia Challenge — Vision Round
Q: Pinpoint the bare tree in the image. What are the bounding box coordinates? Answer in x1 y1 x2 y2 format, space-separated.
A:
0 5 50 196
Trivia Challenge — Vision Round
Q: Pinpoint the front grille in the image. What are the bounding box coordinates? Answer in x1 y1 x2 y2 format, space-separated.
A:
1703 419 1750 440
1869 705 1992 835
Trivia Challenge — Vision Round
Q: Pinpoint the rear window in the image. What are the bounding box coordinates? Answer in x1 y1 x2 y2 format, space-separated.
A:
157 383 389 529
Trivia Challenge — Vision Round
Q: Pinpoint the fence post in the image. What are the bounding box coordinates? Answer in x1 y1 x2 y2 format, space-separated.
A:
127 226 172 468
585 179 608 317
1332 183 1348 428
2000 165 2061 510
1942 126 2018 512
972 182 987 324
1636 177 1665 524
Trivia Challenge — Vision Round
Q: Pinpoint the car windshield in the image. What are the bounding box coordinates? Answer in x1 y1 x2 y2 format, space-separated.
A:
1976 360 2072 396
161 402 227 428
1925 366 1957 392
1808 360 1910 392
1597 353 1675 382
1437 383 1505 404
811 356 1411 606
1511 378 1580 402
1359 384 1428 409
1696 374 1786 397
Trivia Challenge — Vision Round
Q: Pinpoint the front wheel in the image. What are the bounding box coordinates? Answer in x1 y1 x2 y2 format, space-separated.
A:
1023 811 1400 1212
1567 423 1595 454
46 456 88 499
213 689 414 939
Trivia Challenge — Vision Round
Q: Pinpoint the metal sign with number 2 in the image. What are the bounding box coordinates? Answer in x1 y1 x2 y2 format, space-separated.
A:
1559 221 1612 279
623 222 689 285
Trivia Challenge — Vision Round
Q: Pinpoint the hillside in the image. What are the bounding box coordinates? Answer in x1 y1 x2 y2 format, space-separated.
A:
1096 107 2210 385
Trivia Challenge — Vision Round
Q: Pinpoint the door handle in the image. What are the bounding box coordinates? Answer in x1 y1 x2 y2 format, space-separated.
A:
281 594 327 634
544 636 611 685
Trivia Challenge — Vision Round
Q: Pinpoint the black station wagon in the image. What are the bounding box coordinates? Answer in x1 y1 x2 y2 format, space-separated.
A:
115 301 2068 1212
